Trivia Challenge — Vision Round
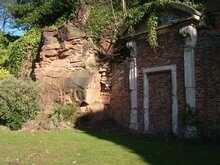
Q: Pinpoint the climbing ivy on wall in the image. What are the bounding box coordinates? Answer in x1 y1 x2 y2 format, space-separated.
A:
127 0 203 49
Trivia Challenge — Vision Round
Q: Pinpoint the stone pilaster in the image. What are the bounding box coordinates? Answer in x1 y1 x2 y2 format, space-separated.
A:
126 41 138 130
179 25 197 138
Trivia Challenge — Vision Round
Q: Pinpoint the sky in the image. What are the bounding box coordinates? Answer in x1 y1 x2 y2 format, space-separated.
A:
0 19 26 36
0 6 25 36
4 26 25 36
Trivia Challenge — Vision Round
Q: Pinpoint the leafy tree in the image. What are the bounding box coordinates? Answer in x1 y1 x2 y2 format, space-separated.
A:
7 0 78 27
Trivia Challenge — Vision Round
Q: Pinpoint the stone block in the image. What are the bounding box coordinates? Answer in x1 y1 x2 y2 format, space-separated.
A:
40 50 58 57
42 43 60 50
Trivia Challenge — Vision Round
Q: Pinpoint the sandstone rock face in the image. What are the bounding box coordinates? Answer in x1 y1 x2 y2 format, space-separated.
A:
76 5 91 27
34 25 110 115
99 28 115 54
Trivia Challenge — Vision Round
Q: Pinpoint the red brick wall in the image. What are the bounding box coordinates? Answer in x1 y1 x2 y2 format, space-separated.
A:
148 72 172 136
111 26 186 135
111 25 220 136
136 28 186 135
195 28 220 135
110 62 131 127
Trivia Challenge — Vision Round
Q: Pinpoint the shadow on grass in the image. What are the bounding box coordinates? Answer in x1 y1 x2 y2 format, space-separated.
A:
76 117 220 165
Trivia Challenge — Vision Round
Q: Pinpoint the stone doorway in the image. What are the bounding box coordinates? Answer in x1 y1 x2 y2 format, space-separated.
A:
143 65 178 135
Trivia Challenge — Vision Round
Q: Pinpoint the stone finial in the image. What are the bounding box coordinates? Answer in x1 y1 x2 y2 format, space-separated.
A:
179 25 197 48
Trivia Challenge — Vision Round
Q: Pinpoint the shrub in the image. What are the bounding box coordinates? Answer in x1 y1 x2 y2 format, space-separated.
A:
52 103 80 123
0 77 42 130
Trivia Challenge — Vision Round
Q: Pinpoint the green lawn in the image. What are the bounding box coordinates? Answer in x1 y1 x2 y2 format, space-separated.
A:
0 128 220 165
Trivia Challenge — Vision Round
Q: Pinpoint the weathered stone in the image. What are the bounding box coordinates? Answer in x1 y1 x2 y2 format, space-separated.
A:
34 23 110 115
44 36 59 45
40 50 58 57
76 5 91 27
59 24 86 41
44 69 67 78
83 42 93 52
99 29 115 54
68 55 83 63
42 43 60 50
59 50 74 58
48 57 57 61
62 41 75 50
44 27 58 33
85 52 98 71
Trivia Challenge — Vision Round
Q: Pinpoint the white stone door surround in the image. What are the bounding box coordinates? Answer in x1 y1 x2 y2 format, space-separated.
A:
143 64 178 135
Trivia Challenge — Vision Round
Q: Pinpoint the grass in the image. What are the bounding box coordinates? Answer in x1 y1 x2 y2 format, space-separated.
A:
0 128 220 165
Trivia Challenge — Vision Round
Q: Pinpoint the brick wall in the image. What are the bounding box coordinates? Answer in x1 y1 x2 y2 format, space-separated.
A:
111 24 220 136
111 26 187 135
136 28 186 135
148 72 172 136
195 28 220 135
110 62 131 127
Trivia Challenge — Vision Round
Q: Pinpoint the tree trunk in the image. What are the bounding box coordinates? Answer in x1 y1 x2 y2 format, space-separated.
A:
121 0 127 17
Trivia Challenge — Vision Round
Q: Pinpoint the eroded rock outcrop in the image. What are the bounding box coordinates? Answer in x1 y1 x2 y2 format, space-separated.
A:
34 24 110 115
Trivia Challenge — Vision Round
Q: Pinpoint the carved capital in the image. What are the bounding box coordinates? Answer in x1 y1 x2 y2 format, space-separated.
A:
179 25 197 48
126 41 137 57
126 41 136 49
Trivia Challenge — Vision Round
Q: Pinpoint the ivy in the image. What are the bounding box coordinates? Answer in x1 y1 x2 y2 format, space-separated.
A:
5 28 42 76
127 0 203 49
147 12 159 49
85 2 115 43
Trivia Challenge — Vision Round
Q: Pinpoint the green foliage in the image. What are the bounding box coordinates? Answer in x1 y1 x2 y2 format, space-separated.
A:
85 2 115 43
0 32 9 46
52 103 80 123
182 0 205 12
0 77 42 130
7 0 78 27
0 32 9 66
127 0 203 49
147 12 159 49
127 0 170 49
5 28 41 76
0 68 10 79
